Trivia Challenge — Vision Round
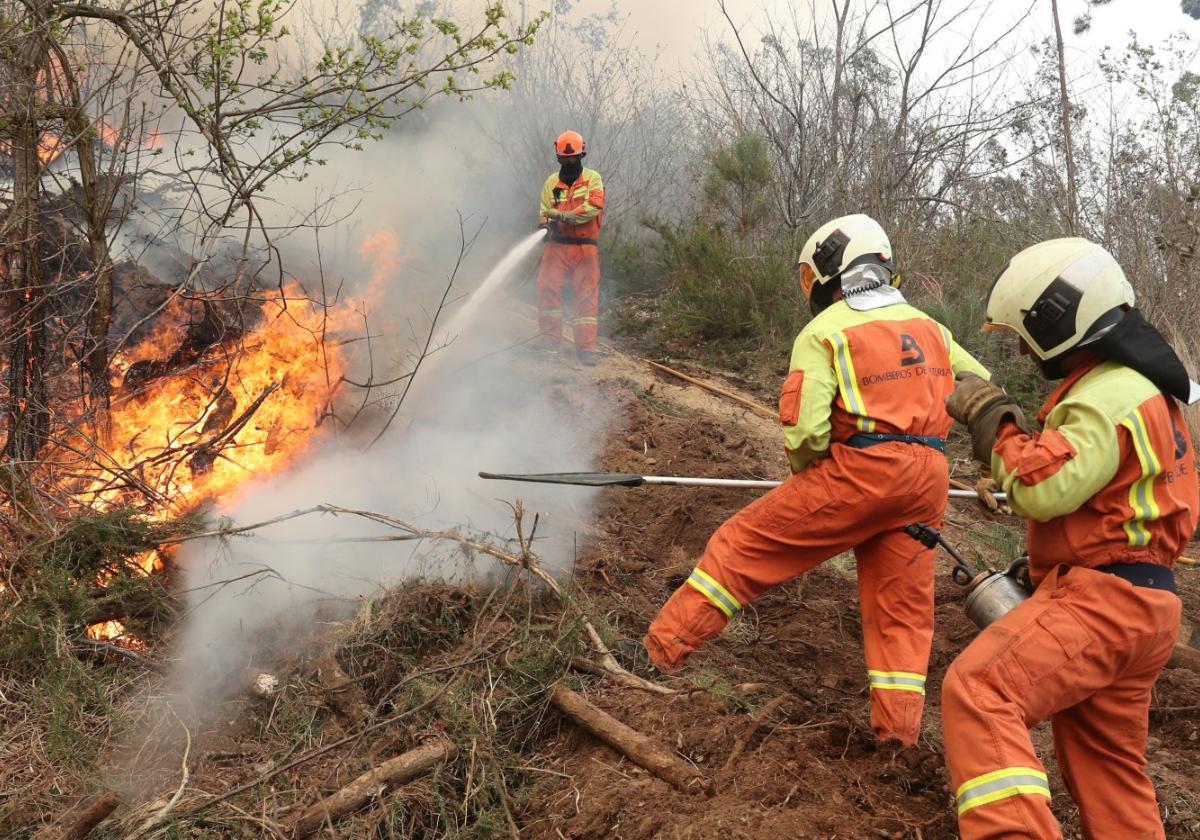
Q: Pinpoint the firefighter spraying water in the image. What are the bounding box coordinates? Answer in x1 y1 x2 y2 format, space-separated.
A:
536 130 605 366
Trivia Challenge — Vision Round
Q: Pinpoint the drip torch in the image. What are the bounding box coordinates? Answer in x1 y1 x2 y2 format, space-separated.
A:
903 522 1031 629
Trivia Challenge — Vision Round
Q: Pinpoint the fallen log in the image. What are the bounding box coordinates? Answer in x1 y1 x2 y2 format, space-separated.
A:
32 793 120 840
550 685 710 794
288 739 457 838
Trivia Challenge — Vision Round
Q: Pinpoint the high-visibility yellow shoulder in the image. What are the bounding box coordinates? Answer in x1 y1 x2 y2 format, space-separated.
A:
1058 362 1162 425
797 301 859 342
797 301 932 341
581 167 603 186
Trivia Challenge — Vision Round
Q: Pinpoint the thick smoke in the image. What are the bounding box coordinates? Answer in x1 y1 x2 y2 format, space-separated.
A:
166 104 612 707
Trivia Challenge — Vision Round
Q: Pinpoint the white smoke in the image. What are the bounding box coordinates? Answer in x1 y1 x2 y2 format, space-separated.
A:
164 105 613 707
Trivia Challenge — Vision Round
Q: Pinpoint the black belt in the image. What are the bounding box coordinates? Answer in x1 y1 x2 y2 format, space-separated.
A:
845 433 946 453
549 234 599 246
1095 562 1177 594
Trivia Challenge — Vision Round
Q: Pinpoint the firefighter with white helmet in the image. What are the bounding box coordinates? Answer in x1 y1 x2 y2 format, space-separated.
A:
795 213 902 315
942 238 1200 839
639 213 988 749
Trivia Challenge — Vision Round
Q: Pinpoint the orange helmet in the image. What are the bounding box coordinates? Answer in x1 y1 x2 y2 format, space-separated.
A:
555 130 585 157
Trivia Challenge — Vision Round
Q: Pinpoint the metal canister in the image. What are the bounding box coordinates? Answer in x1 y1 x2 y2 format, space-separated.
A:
963 557 1032 629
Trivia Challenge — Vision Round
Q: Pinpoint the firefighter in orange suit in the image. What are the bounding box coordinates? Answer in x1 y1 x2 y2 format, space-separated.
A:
942 238 1200 839
537 130 604 366
641 214 989 746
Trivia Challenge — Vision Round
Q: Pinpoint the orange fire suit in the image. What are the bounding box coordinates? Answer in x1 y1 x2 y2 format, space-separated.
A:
537 167 604 352
644 298 989 745
943 360 1198 839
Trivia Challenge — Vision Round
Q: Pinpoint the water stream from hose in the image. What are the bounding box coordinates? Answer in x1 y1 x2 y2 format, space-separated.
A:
439 230 545 341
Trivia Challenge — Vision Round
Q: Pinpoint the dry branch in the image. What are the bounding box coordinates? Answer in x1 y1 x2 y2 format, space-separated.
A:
32 793 120 840
645 360 775 420
718 696 785 781
550 686 710 794
288 739 458 838
314 654 368 723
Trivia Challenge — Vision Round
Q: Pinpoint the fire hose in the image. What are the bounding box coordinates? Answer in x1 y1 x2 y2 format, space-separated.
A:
477 471 1005 502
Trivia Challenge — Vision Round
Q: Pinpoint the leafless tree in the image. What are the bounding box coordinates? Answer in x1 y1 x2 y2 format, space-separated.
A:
699 0 1037 252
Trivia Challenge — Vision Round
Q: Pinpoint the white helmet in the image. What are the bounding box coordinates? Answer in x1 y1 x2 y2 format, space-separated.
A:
796 214 894 312
985 238 1135 361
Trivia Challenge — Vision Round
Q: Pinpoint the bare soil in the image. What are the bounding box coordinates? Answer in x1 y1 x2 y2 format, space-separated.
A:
518 347 1200 840
15 342 1199 839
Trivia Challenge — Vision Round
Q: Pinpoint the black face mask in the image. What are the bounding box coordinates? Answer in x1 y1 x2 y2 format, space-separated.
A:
1046 307 1198 403
558 157 583 185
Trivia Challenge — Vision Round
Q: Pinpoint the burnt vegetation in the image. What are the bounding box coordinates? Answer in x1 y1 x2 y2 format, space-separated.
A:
1 0 1200 838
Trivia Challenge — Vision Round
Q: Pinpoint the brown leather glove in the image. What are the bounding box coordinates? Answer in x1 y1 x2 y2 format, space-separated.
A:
975 472 1012 515
945 372 1029 464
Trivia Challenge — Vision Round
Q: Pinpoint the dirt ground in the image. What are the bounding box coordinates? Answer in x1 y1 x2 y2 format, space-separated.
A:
17 340 1199 839
517 346 1200 840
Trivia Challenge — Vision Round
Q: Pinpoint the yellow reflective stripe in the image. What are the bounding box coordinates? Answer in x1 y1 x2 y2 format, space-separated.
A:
572 316 598 325
867 670 926 694
955 767 1050 816
829 331 875 433
938 324 953 356
1119 408 1162 547
686 568 741 618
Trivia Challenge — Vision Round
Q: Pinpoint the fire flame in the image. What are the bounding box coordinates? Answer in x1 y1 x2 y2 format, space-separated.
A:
78 268 403 640
87 288 347 515
79 232 403 643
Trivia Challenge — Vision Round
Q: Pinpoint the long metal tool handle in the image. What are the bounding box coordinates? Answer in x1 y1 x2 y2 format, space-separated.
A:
479 471 1004 501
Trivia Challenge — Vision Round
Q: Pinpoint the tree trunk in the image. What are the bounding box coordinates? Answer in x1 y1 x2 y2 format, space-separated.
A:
63 67 116 436
2 1 52 468
1050 0 1079 233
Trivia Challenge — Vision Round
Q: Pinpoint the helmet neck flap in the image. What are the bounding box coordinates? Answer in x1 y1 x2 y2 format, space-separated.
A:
1066 307 1200 404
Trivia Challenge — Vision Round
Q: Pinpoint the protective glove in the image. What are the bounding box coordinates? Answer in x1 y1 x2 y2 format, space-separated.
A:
555 209 583 225
543 209 562 220
974 472 1012 515
945 372 1029 464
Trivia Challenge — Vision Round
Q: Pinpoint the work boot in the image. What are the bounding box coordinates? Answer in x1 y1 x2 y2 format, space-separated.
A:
577 350 600 367
610 639 660 679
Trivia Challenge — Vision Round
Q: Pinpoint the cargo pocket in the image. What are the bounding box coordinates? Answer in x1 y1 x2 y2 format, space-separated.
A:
779 370 804 426
1006 603 1094 685
1013 429 1077 485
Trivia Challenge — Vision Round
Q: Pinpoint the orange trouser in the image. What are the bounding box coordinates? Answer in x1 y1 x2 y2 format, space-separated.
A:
942 565 1180 840
537 242 600 352
644 442 949 745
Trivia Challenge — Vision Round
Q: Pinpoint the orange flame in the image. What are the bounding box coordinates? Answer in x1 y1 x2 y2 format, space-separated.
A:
79 274 384 641
85 286 349 514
